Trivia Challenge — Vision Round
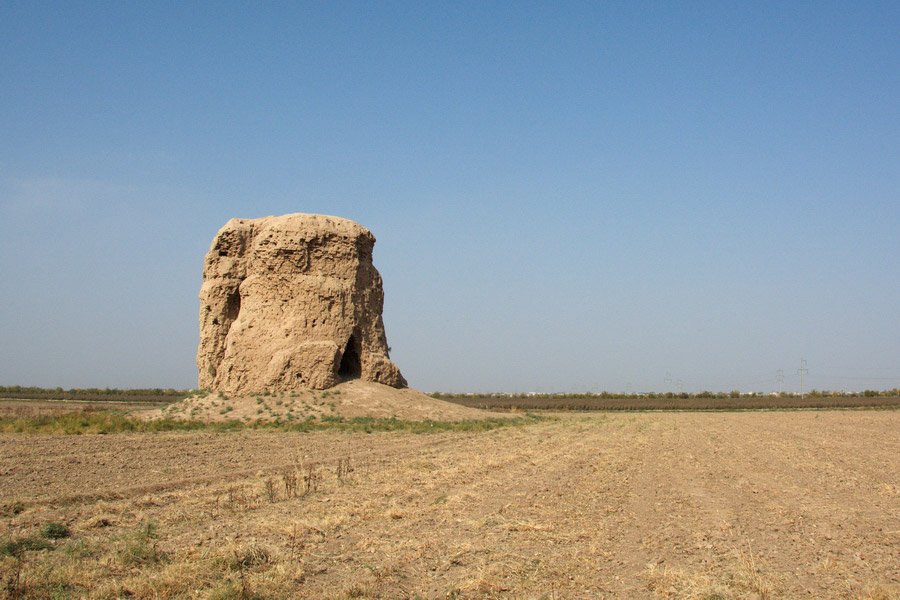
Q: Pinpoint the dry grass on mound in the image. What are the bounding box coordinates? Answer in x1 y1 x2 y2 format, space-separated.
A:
144 380 508 423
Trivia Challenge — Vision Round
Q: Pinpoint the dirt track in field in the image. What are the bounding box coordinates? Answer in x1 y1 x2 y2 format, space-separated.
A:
2 411 900 599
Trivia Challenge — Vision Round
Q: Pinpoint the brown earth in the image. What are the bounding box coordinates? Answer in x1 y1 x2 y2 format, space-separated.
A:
0 399 167 419
2 411 899 599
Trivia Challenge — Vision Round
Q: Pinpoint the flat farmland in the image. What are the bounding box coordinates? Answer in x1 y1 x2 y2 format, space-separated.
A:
2 411 899 599
0 399 167 420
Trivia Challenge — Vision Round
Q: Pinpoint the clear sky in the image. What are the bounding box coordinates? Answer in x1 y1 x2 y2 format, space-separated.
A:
1 2 898 394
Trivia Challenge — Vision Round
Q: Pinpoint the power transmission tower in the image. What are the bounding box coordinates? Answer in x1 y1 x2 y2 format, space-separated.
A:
665 372 672 393
776 369 784 395
677 379 684 394
797 359 808 399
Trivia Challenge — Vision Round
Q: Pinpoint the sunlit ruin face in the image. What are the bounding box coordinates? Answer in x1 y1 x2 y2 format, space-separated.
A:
197 213 406 394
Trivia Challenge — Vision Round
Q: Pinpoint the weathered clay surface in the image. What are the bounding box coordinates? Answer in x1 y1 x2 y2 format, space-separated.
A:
197 213 406 393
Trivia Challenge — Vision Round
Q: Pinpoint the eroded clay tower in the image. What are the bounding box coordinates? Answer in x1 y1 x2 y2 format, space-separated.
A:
197 213 406 393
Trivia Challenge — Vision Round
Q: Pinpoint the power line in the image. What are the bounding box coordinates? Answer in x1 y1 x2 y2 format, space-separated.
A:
797 358 809 399
809 375 900 381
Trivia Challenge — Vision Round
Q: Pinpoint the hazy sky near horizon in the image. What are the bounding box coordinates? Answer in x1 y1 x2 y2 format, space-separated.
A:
1 2 898 393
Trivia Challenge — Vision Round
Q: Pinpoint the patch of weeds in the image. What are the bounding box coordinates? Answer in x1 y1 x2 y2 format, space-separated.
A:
85 515 113 528
2 536 52 556
1 538 23 557
263 478 278 503
256 397 263 404
433 494 448 504
212 420 244 432
335 457 353 482
0 409 207 434
282 471 298 498
209 581 262 600
344 583 373 598
229 544 270 570
220 406 233 415
0 501 25 516
304 464 320 494
645 547 776 600
3 409 549 435
857 584 900 600
23 537 52 552
117 522 167 567
275 399 283 406
736 547 773 599
61 538 97 560
41 522 70 540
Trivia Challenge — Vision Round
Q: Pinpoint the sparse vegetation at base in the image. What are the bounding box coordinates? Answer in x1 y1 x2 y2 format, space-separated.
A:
0 408 545 435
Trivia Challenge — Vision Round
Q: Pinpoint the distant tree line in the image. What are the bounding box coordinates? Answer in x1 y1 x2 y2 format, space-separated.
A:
0 386 188 396
431 389 900 400
431 389 900 411
0 386 190 403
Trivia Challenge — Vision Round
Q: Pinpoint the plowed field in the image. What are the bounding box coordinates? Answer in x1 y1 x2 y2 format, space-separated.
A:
2 411 899 599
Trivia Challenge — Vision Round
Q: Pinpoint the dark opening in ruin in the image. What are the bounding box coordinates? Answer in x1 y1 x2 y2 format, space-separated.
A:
224 288 241 322
338 335 361 380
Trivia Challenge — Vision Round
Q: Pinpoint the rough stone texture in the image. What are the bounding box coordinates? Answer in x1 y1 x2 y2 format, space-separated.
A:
197 213 406 393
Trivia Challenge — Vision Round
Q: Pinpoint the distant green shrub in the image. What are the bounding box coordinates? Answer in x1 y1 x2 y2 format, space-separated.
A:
41 522 70 540
2 536 52 557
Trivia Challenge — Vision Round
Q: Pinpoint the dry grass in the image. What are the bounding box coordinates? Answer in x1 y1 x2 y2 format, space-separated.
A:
0 407 541 435
856 585 900 600
0 459 353 599
646 545 777 600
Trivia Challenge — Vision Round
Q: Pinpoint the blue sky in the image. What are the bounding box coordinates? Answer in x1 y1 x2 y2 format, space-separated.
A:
1 2 898 393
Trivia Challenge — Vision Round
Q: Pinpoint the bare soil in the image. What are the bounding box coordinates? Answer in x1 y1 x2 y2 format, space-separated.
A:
2 411 899 599
0 399 166 419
